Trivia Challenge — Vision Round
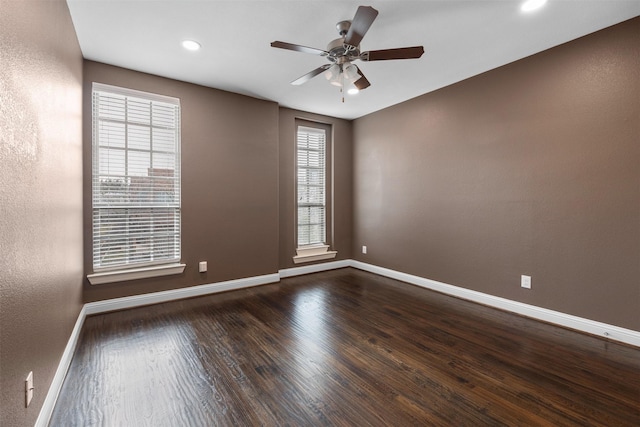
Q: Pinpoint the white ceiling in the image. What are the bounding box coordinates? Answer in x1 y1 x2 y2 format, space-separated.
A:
67 1 640 120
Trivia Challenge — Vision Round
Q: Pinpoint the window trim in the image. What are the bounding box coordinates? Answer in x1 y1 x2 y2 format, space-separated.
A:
89 83 184 283
87 263 186 285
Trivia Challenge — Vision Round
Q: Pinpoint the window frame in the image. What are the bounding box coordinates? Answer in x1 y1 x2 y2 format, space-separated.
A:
293 120 336 264
87 83 185 284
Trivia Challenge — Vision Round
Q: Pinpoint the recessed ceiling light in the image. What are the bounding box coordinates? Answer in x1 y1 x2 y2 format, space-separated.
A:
181 40 201 51
347 88 359 95
521 0 547 12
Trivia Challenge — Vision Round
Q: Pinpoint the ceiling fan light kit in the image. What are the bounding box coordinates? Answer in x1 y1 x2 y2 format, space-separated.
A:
271 5 425 102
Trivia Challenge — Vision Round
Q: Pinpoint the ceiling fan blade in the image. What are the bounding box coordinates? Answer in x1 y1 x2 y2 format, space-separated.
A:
361 46 425 61
291 64 332 85
353 68 371 90
344 6 379 47
271 41 328 56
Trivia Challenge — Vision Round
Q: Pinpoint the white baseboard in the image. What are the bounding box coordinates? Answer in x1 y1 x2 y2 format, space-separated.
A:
85 273 281 315
279 259 351 278
35 306 87 427
350 260 640 348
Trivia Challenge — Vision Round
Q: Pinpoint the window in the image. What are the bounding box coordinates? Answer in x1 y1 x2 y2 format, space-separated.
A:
294 122 336 264
88 83 184 283
297 125 327 246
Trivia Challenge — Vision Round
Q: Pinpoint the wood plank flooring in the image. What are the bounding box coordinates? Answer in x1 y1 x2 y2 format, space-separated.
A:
50 268 640 426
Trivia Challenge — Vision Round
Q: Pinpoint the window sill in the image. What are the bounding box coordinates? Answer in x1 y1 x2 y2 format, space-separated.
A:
87 263 186 285
293 245 337 264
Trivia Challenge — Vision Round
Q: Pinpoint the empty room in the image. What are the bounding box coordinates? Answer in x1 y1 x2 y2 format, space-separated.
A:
1 1 639 426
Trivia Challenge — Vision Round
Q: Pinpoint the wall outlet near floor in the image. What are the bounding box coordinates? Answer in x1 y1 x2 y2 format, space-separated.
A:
521 275 532 289
199 261 207 273
362 245 367 254
25 371 33 407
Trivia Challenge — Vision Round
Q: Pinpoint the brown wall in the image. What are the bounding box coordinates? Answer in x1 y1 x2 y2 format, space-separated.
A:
278 108 353 269
0 1 84 425
83 61 280 302
353 18 640 331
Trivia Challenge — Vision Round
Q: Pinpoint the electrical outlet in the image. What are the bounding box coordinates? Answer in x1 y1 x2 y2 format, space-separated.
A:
362 245 367 254
521 275 532 289
198 261 207 273
25 371 33 407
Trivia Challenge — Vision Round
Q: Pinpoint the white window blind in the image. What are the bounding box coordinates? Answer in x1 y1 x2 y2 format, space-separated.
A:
92 83 181 271
297 126 326 246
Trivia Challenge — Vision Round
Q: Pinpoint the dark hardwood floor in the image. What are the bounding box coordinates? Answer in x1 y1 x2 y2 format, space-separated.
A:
50 268 639 426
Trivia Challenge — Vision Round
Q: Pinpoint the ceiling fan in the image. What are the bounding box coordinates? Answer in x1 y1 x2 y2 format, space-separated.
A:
271 5 424 99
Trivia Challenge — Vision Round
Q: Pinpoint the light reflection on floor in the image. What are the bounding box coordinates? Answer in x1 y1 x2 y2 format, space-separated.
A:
290 288 331 393
96 320 206 422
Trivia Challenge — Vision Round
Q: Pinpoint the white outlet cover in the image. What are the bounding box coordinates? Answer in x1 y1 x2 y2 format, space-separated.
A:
198 261 207 273
521 275 532 289
362 246 367 254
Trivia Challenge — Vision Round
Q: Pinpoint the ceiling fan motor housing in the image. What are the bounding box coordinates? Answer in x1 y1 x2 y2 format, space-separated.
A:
326 37 360 63
326 20 362 64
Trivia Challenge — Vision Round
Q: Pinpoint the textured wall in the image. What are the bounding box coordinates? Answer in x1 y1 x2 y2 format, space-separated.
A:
353 18 640 330
278 108 353 269
83 61 280 302
0 1 84 426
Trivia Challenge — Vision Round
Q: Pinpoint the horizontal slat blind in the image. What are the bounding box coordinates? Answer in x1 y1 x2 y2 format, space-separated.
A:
297 126 326 246
92 84 181 271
